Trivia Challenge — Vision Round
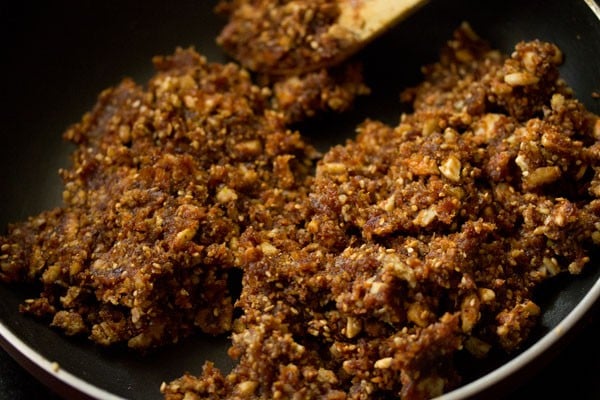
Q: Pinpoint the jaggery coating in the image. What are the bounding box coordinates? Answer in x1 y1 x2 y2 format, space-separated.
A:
163 25 600 400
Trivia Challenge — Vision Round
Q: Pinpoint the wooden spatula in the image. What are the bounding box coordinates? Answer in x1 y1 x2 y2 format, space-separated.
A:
218 0 428 75
334 0 428 57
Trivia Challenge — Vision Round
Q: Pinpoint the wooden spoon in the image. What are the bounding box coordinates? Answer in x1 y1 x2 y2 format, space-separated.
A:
218 0 429 75
333 0 429 61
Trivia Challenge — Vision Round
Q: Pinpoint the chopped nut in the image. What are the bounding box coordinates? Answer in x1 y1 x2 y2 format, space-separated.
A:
460 294 481 333
413 206 437 227
478 288 496 303
524 166 561 188
592 231 600 245
183 392 201 400
504 72 540 86
439 155 462 182
320 162 347 175
216 186 238 203
542 257 560 276
174 228 197 247
260 242 278 256
51 362 60 373
374 357 393 369
236 381 258 396
550 93 565 110
235 140 263 156
345 316 362 338
317 368 337 384
407 302 432 328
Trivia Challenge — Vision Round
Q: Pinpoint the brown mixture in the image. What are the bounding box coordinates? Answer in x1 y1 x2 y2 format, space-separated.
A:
0 2 599 398
0 48 327 349
162 24 600 399
216 0 358 74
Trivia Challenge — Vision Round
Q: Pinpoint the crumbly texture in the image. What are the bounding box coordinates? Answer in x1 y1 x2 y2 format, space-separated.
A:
162 25 600 399
216 0 357 74
270 63 370 124
0 48 318 349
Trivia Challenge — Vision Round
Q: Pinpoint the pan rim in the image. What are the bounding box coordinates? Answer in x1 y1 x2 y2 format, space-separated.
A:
1 273 598 399
0 320 124 400
0 1 599 399
436 275 600 399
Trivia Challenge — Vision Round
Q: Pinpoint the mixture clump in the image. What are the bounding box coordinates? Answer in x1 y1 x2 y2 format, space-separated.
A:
215 0 357 74
0 48 322 349
162 24 600 400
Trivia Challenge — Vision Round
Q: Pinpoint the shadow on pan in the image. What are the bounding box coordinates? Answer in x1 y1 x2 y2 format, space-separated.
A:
0 1 598 399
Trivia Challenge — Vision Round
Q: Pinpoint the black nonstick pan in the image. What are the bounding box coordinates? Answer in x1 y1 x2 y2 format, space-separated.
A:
1 1 599 399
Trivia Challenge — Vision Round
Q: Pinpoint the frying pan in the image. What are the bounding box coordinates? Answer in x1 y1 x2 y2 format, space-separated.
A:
1 0 599 399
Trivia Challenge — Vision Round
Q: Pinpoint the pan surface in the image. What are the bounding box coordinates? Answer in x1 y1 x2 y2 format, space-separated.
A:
1 1 599 399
